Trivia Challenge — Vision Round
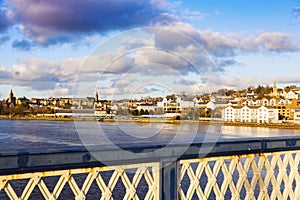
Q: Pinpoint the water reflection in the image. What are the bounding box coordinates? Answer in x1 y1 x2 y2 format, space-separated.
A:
1 120 300 151
220 125 300 138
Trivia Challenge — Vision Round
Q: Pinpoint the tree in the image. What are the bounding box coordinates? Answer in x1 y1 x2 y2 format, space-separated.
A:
194 109 200 119
0 102 4 114
225 90 235 96
116 107 129 116
149 110 154 115
206 108 212 118
278 114 285 120
212 109 222 118
131 109 138 116
200 109 206 118
139 109 145 116
187 110 199 120
144 110 149 115
19 102 29 109
200 108 212 118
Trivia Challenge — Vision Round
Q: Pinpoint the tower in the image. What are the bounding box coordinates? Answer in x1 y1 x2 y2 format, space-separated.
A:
272 80 278 97
7 89 16 105
95 90 99 103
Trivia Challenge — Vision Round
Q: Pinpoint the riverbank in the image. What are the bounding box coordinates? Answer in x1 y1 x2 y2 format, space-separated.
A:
81 117 300 129
221 121 300 129
0 115 76 121
1 115 300 129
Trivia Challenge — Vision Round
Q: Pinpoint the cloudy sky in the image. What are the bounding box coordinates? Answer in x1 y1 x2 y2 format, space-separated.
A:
0 0 300 99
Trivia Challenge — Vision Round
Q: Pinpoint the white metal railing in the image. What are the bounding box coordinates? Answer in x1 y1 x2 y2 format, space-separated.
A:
0 163 159 200
1 137 300 199
178 150 300 200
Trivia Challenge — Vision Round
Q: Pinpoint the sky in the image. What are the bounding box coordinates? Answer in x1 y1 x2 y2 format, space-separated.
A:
0 0 300 100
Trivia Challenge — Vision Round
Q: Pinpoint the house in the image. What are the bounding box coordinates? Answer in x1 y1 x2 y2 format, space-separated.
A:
159 95 180 113
59 98 72 108
222 106 242 122
260 97 279 106
256 106 278 123
94 100 111 116
72 97 95 109
243 99 260 106
282 90 298 100
180 97 195 111
222 105 278 123
293 108 300 124
156 95 196 113
277 99 298 120
137 103 156 112
16 96 30 105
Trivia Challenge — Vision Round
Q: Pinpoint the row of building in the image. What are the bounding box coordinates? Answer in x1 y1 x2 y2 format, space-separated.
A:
2 81 300 123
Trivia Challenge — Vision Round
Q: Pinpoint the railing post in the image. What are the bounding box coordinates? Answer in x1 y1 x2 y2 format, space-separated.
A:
161 159 179 200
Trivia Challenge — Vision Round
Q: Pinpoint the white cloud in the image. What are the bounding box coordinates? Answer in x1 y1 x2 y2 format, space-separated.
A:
276 77 300 84
153 22 300 57
1 25 299 98
48 87 70 97
182 9 208 20
255 33 298 52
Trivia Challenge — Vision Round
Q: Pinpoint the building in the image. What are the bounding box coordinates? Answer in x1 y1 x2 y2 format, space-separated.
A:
6 89 16 106
72 97 95 109
137 103 156 113
277 99 298 120
293 108 300 124
271 80 279 98
58 98 72 109
158 95 180 113
157 95 195 113
16 96 30 105
93 91 112 116
180 97 195 111
282 90 298 100
222 105 278 123
242 99 261 106
94 100 111 116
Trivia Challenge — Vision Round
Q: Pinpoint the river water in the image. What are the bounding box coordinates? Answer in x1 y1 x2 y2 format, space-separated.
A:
1 119 300 151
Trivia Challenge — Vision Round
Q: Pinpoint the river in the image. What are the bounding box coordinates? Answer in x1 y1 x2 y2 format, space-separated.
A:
1 119 300 151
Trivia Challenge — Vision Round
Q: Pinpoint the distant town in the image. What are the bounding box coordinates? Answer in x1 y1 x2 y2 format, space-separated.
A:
1 81 300 125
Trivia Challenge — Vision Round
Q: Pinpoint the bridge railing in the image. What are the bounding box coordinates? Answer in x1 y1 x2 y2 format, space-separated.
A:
1 137 300 199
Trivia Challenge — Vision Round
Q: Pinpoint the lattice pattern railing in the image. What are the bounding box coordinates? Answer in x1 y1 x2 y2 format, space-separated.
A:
179 150 300 200
0 162 159 200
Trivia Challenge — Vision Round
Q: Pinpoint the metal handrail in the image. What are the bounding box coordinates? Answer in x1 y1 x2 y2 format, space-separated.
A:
1 136 300 176
1 137 300 199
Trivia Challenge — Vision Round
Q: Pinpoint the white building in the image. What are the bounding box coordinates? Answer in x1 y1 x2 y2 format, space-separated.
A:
180 97 195 111
243 99 260 106
222 105 278 123
278 99 291 105
159 97 180 113
137 104 156 112
157 95 195 113
293 108 300 124
261 98 278 106
282 90 298 100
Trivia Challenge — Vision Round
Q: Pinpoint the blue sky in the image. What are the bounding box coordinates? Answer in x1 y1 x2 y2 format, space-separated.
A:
0 0 300 99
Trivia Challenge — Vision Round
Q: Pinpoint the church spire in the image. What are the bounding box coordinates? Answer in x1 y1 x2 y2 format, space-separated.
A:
272 80 278 97
95 90 99 102
273 80 277 89
9 89 13 97
7 89 16 105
